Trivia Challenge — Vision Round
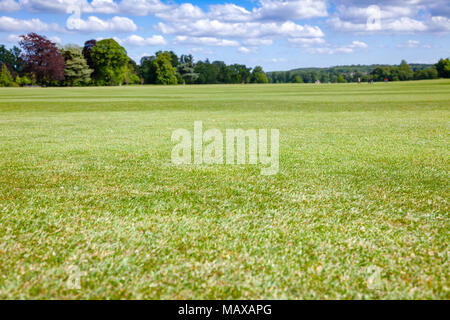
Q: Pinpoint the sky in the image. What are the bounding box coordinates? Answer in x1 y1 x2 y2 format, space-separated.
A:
0 0 449 71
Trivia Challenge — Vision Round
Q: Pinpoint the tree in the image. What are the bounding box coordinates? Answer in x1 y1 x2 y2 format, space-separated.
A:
336 74 346 83
0 45 22 74
398 60 413 81
293 75 304 83
0 64 13 87
90 39 130 86
61 46 93 86
177 54 198 84
82 40 96 70
435 58 450 78
19 33 65 85
15 74 32 86
152 51 178 85
251 66 268 83
140 55 157 84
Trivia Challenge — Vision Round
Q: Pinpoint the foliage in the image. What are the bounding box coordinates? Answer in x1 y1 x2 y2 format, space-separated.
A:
251 66 269 83
0 45 22 74
19 33 65 84
90 39 129 86
435 58 450 78
15 75 32 86
177 55 199 84
152 51 178 85
0 63 13 87
61 46 93 86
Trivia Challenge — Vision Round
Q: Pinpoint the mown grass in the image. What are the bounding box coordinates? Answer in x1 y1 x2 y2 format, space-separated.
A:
0 80 448 299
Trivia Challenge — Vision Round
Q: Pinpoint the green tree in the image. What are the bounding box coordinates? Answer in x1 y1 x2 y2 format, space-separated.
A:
61 46 93 86
0 64 13 87
435 58 450 78
90 39 130 86
250 66 268 83
293 75 303 83
177 55 198 84
15 74 32 86
153 51 178 85
0 45 22 74
336 74 346 83
398 60 413 81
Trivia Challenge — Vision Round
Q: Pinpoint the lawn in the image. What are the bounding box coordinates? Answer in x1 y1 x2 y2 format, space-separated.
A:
0 80 448 299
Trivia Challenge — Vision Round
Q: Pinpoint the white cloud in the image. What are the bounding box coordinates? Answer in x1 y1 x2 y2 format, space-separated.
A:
0 0 20 11
174 36 239 47
397 40 432 48
306 40 368 54
0 16 54 32
288 37 325 46
329 16 428 33
387 17 427 32
253 0 328 21
237 46 258 54
48 35 62 44
117 0 170 16
5 34 20 43
429 16 450 32
156 3 204 21
117 34 167 46
66 15 137 33
208 4 252 22
18 0 170 15
158 20 324 39
244 39 273 46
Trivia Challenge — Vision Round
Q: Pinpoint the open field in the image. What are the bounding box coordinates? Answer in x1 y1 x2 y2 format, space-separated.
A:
0 80 449 299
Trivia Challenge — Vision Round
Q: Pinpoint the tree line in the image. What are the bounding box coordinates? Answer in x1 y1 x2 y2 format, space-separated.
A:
267 59 450 84
1 33 449 87
0 33 268 87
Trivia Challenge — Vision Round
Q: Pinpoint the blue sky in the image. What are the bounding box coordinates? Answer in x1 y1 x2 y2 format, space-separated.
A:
1 0 449 71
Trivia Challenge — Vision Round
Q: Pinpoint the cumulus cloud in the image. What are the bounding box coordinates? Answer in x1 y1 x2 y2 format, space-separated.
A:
288 37 326 46
66 15 137 33
0 0 20 11
174 36 239 47
328 16 428 33
237 46 258 54
253 0 328 21
243 39 273 46
18 0 170 15
116 34 167 46
306 40 368 54
158 20 324 39
0 16 55 32
5 34 21 43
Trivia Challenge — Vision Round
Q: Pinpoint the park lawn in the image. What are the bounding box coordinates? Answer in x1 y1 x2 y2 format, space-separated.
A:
0 80 448 299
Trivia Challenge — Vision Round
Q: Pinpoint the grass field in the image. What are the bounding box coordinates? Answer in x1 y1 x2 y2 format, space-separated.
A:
0 80 448 299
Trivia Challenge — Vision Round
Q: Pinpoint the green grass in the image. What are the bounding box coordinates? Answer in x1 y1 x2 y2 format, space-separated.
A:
0 80 448 299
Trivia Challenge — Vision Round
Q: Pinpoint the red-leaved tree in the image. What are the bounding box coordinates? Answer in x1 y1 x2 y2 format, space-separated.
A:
19 33 65 84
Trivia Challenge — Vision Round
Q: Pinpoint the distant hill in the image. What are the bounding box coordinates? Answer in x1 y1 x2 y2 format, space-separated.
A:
266 63 435 83
270 63 433 75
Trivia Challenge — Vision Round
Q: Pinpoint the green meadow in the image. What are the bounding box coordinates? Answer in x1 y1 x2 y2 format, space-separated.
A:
0 80 448 299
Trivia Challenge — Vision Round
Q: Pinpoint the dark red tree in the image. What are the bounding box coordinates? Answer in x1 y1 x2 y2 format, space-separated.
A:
19 33 65 84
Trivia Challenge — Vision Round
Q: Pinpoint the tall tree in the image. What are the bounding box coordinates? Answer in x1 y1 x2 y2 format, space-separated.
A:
177 54 198 84
0 64 13 87
152 51 178 85
250 66 268 83
435 58 450 78
0 45 22 74
61 46 93 86
82 40 96 70
19 33 65 84
90 39 130 86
